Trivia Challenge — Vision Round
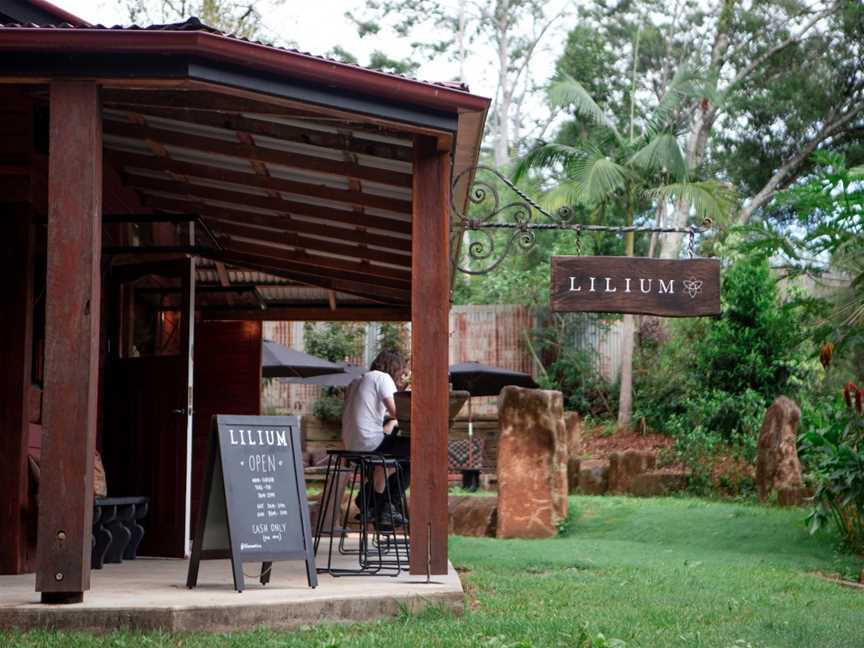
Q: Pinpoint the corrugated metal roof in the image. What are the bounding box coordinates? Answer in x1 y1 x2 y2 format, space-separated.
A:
0 16 471 93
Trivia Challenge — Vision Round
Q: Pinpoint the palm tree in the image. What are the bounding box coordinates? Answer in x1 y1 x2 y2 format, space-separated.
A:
514 67 734 428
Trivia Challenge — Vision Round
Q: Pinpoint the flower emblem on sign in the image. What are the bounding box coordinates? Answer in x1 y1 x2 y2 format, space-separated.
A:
682 277 703 299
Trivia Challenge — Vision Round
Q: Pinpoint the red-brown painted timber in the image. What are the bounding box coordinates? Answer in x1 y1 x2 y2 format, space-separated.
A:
0 29 489 114
35 81 102 603
409 136 450 575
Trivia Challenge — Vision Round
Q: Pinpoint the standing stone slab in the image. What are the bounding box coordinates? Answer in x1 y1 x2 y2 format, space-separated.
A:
496 387 568 539
565 412 583 494
448 496 498 537
578 459 609 495
608 450 656 493
756 397 804 502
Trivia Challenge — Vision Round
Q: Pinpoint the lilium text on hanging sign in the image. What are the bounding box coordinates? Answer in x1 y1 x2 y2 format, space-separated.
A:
551 256 721 317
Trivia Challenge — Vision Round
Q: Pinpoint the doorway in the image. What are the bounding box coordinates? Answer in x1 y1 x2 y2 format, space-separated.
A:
101 259 195 558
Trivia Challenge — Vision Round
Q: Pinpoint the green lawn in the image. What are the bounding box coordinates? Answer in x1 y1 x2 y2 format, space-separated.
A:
7 496 863 648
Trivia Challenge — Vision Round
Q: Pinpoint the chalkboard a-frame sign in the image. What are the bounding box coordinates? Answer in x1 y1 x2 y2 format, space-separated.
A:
186 415 317 592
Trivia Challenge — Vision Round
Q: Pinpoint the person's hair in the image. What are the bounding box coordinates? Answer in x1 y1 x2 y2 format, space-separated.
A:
370 350 405 380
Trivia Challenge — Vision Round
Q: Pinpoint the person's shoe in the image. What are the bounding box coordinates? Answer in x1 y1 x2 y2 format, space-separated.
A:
376 503 406 530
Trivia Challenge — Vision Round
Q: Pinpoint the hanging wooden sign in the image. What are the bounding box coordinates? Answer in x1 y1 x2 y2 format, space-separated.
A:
551 256 721 317
186 415 317 593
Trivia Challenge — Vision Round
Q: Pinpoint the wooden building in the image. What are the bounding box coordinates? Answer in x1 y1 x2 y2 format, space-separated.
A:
0 0 489 603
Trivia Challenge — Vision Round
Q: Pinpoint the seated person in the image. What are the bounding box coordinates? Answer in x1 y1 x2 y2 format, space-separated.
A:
341 350 409 529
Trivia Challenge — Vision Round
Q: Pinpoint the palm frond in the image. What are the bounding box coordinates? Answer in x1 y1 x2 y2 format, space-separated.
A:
648 65 703 133
646 179 737 222
511 142 592 183
629 132 688 180
548 75 621 140
565 150 631 206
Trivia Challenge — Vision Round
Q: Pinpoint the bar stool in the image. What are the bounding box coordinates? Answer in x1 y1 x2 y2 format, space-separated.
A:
314 449 410 576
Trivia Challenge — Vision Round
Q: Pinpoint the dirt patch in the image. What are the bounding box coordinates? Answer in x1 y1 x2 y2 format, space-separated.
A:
580 427 674 460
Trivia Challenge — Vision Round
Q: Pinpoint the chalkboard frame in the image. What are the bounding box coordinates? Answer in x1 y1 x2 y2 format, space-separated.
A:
186 415 317 592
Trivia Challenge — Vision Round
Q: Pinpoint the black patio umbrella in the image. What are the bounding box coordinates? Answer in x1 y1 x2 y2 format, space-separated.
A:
449 361 539 442
449 361 538 397
279 362 365 387
261 339 346 379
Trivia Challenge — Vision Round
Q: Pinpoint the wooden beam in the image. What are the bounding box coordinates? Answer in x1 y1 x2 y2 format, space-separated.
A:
113 106 414 162
205 218 411 267
409 135 450 576
109 151 411 214
101 86 443 140
141 194 412 252
207 251 411 305
218 238 412 285
200 306 410 322
103 120 412 188
36 81 102 603
127 175 412 235
214 261 234 306
0 207 35 575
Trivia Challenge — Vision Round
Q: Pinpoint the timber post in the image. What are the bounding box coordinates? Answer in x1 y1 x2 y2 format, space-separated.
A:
36 81 103 603
409 135 451 575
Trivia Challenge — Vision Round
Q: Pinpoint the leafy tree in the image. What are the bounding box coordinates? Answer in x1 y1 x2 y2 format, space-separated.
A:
512 70 734 427
346 0 569 166
303 322 364 364
324 46 420 76
376 323 409 359
741 151 864 390
553 1 864 259
124 0 282 40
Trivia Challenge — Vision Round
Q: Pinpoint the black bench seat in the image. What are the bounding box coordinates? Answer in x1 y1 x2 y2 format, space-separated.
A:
91 496 149 569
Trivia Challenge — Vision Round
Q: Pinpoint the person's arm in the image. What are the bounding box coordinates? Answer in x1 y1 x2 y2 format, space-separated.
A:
383 396 397 420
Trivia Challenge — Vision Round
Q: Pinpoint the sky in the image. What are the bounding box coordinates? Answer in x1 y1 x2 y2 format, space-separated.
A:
59 0 571 127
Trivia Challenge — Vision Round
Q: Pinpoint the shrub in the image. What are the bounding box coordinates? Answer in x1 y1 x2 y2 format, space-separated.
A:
801 384 864 553
634 255 812 492
533 312 618 417
312 392 344 423
304 322 364 363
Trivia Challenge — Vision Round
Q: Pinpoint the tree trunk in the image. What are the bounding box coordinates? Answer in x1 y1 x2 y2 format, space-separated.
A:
617 193 635 429
617 314 635 429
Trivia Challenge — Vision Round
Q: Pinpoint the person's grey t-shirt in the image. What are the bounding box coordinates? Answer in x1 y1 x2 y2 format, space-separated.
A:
341 370 397 451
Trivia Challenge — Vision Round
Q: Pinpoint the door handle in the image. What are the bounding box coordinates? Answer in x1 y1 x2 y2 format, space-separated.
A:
171 408 187 416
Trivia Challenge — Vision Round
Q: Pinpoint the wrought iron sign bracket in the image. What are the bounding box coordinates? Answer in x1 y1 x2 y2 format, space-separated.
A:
450 165 711 276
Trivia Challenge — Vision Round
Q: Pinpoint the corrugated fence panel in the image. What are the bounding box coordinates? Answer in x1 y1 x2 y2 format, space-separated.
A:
573 317 625 382
449 305 536 416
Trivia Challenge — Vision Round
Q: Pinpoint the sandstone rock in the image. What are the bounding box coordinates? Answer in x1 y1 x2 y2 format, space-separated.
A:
630 469 689 497
448 495 498 537
496 387 568 539
564 411 583 455
608 449 656 493
578 459 609 495
564 412 583 494
756 396 804 502
568 458 581 493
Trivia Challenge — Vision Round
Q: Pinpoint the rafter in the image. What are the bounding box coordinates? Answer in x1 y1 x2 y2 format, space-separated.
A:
219 238 411 284
140 194 412 252
108 150 411 214
205 218 411 268
126 175 412 235
103 119 412 188
110 106 414 162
